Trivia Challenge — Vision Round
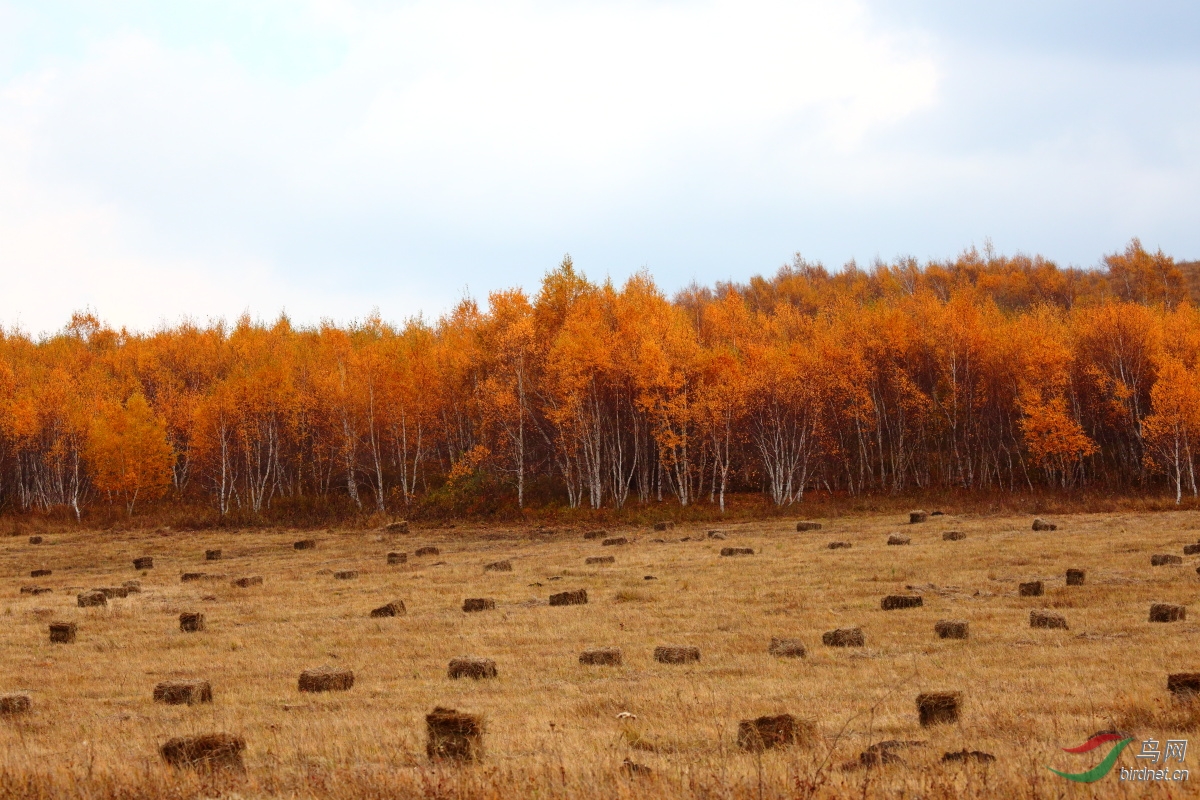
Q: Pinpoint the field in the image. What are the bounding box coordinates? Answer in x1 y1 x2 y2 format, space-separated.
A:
3 511 1200 799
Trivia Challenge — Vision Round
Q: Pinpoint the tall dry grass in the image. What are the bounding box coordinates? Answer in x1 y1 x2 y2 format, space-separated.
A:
3 510 1200 798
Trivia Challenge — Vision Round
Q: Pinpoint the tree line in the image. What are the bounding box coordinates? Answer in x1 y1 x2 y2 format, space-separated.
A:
1 239 1198 521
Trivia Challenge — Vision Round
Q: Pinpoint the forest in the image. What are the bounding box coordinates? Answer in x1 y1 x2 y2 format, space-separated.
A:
1 240 1198 523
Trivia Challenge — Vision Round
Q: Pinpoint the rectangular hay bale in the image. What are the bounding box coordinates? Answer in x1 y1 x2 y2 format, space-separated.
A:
579 647 622 666
49 622 76 643
654 645 700 664
462 598 495 613
549 589 588 606
153 679 213 705
1030 609 1068 629
298 667 354 692
881 595 923 610
426 707 483 762
917 692 960 726
160 733 244 770
1150 603 1186 623
179 612 206 632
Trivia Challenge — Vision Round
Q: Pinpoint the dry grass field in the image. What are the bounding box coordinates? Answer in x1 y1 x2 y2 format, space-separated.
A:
3 510 1200 799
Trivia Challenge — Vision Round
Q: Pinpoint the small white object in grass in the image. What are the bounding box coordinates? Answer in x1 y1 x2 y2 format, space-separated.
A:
617 711 637 720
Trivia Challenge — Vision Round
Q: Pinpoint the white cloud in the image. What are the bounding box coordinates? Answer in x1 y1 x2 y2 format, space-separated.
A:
4 1 1197 336
0 0 939 333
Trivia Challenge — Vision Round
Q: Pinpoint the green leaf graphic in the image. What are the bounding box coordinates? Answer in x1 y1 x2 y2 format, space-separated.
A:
1047 738 1134 783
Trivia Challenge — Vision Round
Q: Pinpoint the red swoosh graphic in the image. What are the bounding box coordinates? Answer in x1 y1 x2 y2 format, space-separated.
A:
1062 733 1125 753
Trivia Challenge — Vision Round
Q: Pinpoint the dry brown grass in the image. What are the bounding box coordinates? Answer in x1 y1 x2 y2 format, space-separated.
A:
2 511 1200 798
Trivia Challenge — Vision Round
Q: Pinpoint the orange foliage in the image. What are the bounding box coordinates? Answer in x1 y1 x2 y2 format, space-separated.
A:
1 240 1199 520
86 393 174 514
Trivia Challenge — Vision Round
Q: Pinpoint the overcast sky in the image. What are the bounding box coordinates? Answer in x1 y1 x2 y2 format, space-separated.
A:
1 1 1198 335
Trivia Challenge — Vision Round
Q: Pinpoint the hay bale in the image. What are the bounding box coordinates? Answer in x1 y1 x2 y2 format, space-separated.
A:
653 522 675 532
123 579 141 592
179 612 205 632
930 510 945 516
334 570 358 580
1183 543 1200 555
387 552 407 565
462 598 495 613
720 547 754 556
858 740 924 767
484 560 512 572
737 714 804 751
654 645 700 664
1018 581 1044 597
768 637 806 658
583 530 607 540
231 576 262 588
385 520 409 533
370 601 406 617
1152 554 1183 566
579 647 622 666
942 531 966 541
1167 673 1200 698
415 546 440 557
28 536 42 545
20 586 51 595
1065 569 1085 586
49 622 76 643
293 539 316 550
153 680 213 705
796 521 823 531
181 572 207 582
887 534 910 546
881 595 923 610
585 555 615 565
621 758 652 777
1150 603 1186 623
77 590 106 608
95 586 128 599
917 692 960 726
205 549 222 561
426 706 483 762
133 556 154 569
30 569 51 578
1030 609 1068 629
160 733 245 770
0 693 31 715
909 511 928 524
942 749 995 764
549 589 588 606
707 531 726 540
934 620 969 639
298 667 354 692
1031 518 1057 532
602 537 628 547
822 627 865 647
448 657 497 680
828 541 852 549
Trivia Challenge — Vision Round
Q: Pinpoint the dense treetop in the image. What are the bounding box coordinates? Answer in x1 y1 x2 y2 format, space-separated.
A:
2 240 1198 520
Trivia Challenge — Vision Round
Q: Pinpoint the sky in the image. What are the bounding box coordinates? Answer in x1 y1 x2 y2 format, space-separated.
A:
1 1 1198 336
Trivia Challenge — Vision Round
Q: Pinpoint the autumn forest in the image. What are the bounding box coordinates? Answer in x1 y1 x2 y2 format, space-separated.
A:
2 240 1199 524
